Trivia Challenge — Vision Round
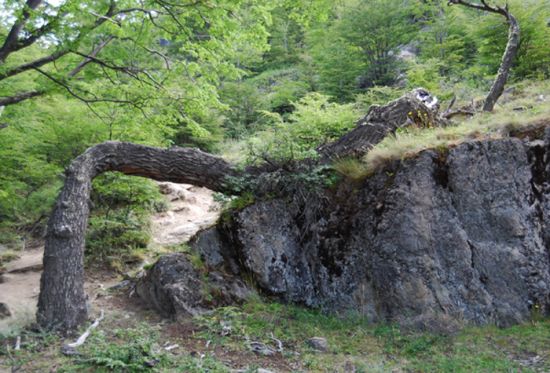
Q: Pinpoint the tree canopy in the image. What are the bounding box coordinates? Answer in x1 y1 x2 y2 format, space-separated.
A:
1 0 550 245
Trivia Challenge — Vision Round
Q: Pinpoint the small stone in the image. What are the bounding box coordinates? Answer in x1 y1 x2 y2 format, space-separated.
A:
0 302 11 319
306 337 328 352
144 358 160 368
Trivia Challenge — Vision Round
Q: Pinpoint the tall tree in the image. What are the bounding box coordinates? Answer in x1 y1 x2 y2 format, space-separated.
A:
309 0 420 101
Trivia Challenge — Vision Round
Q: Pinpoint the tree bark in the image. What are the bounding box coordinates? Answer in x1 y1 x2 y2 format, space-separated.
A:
482 11 520 112
319 89 439 159
37 141 237 331
448 1 520 112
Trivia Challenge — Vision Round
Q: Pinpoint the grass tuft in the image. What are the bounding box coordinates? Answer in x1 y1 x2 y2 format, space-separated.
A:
364 80 550 174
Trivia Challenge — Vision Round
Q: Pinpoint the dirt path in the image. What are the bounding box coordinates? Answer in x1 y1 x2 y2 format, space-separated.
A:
0 182 220 337
151 182 220 246
0 247 43 336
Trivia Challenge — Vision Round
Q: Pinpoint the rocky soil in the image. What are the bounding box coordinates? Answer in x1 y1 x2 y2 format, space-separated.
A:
151 183 220 246
0 246 43 335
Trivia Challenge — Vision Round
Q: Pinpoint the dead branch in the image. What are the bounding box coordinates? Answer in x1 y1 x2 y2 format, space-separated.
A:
61 310 105 355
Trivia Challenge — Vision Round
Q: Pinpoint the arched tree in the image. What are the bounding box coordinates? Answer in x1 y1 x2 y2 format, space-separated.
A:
37 142 238 331
36 91 436 332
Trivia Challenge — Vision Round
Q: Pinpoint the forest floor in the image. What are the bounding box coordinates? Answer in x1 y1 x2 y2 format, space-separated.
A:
1 183 550 372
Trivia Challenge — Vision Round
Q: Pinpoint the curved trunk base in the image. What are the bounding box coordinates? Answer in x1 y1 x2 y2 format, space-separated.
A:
37 141 236 331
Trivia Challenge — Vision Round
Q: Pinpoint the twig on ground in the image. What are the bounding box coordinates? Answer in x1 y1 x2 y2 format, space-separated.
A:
270 332 283 353
61 310 105 355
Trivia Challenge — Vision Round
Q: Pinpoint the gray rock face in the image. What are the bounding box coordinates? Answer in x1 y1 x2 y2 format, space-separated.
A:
189 131 550 331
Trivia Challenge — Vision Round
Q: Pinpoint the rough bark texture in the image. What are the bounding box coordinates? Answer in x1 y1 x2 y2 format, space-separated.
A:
319 89 439 159
187 129 550 332
37 141 236 331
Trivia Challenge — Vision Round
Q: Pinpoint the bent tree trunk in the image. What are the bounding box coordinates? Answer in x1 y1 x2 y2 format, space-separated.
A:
448 1 520 112
37 141 237 331
483 11 520 112
37 89 436 332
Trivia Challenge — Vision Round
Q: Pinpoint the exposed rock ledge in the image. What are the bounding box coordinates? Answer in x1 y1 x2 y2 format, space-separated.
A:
138 120 550 332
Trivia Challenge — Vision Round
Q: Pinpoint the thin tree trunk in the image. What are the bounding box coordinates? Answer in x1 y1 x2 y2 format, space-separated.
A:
448 1 520 112
37 141 237 331
483 12 520 112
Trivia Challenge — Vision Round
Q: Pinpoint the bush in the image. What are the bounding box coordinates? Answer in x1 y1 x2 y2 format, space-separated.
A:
246 93 359 163
85 173 166 270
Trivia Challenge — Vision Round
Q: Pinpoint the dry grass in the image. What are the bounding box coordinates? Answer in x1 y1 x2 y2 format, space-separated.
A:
364 80 550 173
332 158 371 181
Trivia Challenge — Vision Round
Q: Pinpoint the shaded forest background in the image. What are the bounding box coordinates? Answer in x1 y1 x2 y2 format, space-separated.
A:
1 0 550 269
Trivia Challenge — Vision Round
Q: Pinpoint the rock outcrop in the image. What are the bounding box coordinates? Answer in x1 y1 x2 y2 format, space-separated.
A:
136 90 550 331
185 130 550 331
136 253 251 318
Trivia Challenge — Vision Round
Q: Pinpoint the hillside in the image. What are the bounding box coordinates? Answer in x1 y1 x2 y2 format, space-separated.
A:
1 0 550 371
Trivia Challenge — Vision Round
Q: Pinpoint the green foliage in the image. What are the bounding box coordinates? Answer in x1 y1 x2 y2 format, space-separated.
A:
472 0 550 80
86 173 166 270
86 210 150 270
308 0 421 100
246 93 359 163
220 68 311 139
70 324 168 372
0 95 107 241
355 86 406 113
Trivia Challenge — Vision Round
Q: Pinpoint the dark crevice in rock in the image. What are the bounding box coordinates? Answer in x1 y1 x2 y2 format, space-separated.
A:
527 141 546 206
432 152 450 190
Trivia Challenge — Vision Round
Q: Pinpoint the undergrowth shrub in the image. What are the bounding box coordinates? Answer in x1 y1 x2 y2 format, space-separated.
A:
246 93 359 163
85 173 167 270
70 324 168 372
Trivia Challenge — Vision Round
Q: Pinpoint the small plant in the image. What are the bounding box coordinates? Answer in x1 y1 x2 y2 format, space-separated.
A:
530 303 545 323
332 158 370 182
71 325 167 372
0 249 19 268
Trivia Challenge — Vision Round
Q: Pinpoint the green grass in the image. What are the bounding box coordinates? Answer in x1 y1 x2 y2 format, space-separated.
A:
192 298 550 372
332 158 371 182
1 298 549 372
